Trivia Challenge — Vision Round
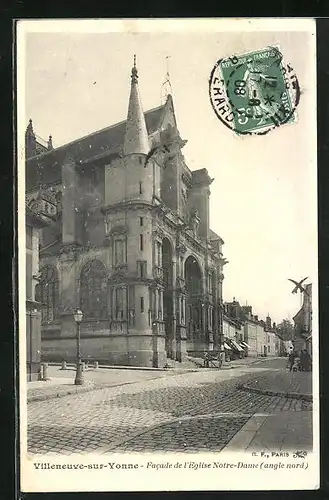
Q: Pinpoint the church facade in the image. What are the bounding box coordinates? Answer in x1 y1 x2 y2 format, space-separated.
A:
25 61 226 368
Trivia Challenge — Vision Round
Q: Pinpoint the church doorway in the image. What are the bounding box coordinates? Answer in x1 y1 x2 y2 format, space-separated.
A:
185 255 203 352
162 238 174 359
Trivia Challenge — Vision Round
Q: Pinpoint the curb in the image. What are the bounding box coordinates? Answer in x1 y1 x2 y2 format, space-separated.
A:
27 382 96 403
239 383 313 402
47 362 198 373
27 369 192 404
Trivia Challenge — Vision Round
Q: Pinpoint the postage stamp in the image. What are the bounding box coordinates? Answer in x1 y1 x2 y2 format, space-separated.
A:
209 46 300 135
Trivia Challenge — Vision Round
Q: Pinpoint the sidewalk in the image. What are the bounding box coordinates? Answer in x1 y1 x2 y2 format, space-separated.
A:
26 365 182 403
223 367 313 453
223 411 313 453
26 356 283 403
228 356 282 368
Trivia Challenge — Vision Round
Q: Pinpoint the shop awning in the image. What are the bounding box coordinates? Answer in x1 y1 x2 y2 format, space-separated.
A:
224 342 232 350
241 341 251 349
229 339 244 352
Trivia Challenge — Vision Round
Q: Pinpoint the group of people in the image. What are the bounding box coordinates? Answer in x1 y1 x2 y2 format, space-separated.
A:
288 348 312 372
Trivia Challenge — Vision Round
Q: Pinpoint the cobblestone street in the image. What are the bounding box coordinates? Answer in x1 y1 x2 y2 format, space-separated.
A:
26 358 313 455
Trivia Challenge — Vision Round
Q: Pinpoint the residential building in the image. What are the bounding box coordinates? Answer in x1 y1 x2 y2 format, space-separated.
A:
223 313 245 359
264 315 277 357
293 283 312 356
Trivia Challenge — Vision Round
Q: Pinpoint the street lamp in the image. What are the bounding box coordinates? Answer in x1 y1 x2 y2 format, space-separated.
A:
73 308 84 385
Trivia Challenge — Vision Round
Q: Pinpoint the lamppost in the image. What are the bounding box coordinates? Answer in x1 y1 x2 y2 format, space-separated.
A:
73 308 84 385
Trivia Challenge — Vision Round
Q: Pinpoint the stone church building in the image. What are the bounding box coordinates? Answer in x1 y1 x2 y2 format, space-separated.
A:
25 60 226 367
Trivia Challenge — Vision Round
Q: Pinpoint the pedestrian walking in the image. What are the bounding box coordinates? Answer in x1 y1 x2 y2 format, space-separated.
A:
288 350 296 371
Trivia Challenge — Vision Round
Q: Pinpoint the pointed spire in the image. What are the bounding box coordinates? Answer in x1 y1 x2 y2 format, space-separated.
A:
26 118 35 136
25 118 36 159
123 55 149 156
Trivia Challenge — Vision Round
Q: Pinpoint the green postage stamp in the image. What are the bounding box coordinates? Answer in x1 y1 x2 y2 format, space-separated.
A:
209 46 300 135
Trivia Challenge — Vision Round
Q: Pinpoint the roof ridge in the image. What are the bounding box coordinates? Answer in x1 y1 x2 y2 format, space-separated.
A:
27 103 166 162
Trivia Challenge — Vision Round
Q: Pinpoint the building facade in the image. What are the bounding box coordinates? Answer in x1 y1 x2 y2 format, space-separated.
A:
26 205 50 380
293 283 312 356
223 314 245 360
25 61 226 368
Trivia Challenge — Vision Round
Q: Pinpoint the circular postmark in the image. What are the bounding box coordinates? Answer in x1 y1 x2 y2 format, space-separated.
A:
209 46 301 135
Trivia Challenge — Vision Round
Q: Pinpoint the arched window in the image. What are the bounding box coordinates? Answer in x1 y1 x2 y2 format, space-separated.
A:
80 260 108 319
35 265 58 324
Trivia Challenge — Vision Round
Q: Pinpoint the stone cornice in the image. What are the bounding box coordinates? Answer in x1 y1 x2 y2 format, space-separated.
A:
102 200 153 215
108 225 129 236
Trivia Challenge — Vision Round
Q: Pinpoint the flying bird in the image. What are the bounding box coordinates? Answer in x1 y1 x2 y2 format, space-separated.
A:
288 277 309 295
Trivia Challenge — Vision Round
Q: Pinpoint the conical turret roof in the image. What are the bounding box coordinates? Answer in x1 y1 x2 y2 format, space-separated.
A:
123 56 149 156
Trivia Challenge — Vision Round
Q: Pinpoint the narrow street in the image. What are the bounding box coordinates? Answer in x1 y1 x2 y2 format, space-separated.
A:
27 358 312 455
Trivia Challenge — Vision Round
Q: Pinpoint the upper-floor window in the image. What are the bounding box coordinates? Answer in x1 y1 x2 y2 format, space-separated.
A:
156 241 161 266
139 181 143 194
140 234 144 251
140 217 144 227
114 239 125 265
137 261 147 278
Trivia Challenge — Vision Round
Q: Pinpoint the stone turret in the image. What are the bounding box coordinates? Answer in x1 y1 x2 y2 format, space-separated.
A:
123 56 149 156
25 119 36 159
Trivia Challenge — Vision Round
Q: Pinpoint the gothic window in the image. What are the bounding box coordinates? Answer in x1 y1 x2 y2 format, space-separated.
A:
35 265 58 324
137 261 147 278
156 241 162 266
114 239 125 266
80 260 108 319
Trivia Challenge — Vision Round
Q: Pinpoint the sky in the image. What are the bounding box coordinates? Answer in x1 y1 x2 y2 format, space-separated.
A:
20 19 317 324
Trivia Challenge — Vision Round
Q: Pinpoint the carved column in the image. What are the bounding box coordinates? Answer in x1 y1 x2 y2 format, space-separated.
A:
175 242 187 361
171 257 177 360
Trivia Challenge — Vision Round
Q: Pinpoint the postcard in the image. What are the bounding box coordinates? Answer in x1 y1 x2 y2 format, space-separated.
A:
17 18 319 492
